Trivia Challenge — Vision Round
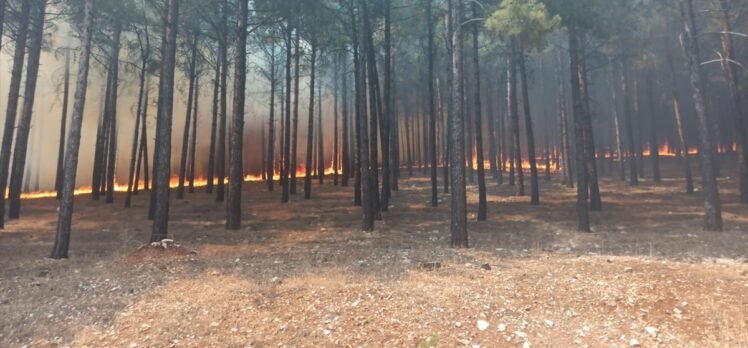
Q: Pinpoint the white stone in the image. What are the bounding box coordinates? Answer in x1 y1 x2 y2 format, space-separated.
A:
477 320 490 331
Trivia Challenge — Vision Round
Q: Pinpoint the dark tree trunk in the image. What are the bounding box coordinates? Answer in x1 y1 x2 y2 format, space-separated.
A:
427 0 438 207
362 0 382 216
487 81 499 182
665 38 694 193
0 0 31 229
406 104 413 177
620 61 639 186
471 2 487 219
216 1 228 202
92 64 112 201
633 78 645 178
178 33 198 199
443 8 454 193
381 0 392 205
449 0 467 248
716 0 748 203
517 44 539 205
207 48 220 193
356 0 373 230
266 47 277 191
333 54 340 186
150 0 180 242
282 26 293 203
341 52 350 187
51 0 95 259
569 25 590 232
8 0 47 219
578 42 602 211
304 41 318 199
317 76 325 185
391 55 400 191
126 31 150 208
55 50 72 199
508 45 524 195
189 73 200 193
680 0 722 231
290 28 301 195
645 75 661 182
103 21 122 205
226 0 248 230
135 74 151 194
608 60 626 181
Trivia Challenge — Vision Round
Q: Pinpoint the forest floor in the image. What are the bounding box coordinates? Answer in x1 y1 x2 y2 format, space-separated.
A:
1 161 747 347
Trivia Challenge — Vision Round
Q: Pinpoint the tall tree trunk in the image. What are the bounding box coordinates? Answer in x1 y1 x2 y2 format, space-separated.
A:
554 52 572 188
207 45 221 193
215 0 228 202
443 8 453 193
645 75 661 182
0 0 31 229
517 44 539 205
487 81 499 182
126 34 150 208
633 78 645 178
8 0 47 219
178 33 198 199
569 24 590 232
362 0 382 215
578 42 602 211
266 47 277 191
449 0 467 247
51 0 95 259
620 61 639 186
334 54 340 186
665 38 694 193
226 0 248 230
381 0 392 205
189 73 200 193
716 0 748 203
608 60 626 181
304 41 318 199
317 75 325 184
150 0 180 242
282 25 293 203
93 59 112 201
427 0 438 207
135 74 151 194
290 28 301 195
55 50 71 199
103 20 122 205
680 0 722 231
341 52 350 187
508 44 524 195
356 0 373 230
471 2 487 219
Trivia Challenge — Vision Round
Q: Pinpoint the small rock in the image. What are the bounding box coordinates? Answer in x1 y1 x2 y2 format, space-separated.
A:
645 326 657 337
455 321 462 328
481 264 492 271
515 331 527 338
210 322 219 327
498 323 506 332
523 342 531 348
623 267 633 273
544 319 554 328
630 338 640 346
477 320 489 331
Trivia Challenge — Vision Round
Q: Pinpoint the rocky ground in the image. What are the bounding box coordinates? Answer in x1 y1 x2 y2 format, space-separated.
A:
1 164 747 347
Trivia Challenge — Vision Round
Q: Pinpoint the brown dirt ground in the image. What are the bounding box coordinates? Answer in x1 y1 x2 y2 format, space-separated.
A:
1 160 747 347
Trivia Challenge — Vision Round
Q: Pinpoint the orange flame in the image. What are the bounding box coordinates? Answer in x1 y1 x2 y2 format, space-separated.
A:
19 160 342 200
